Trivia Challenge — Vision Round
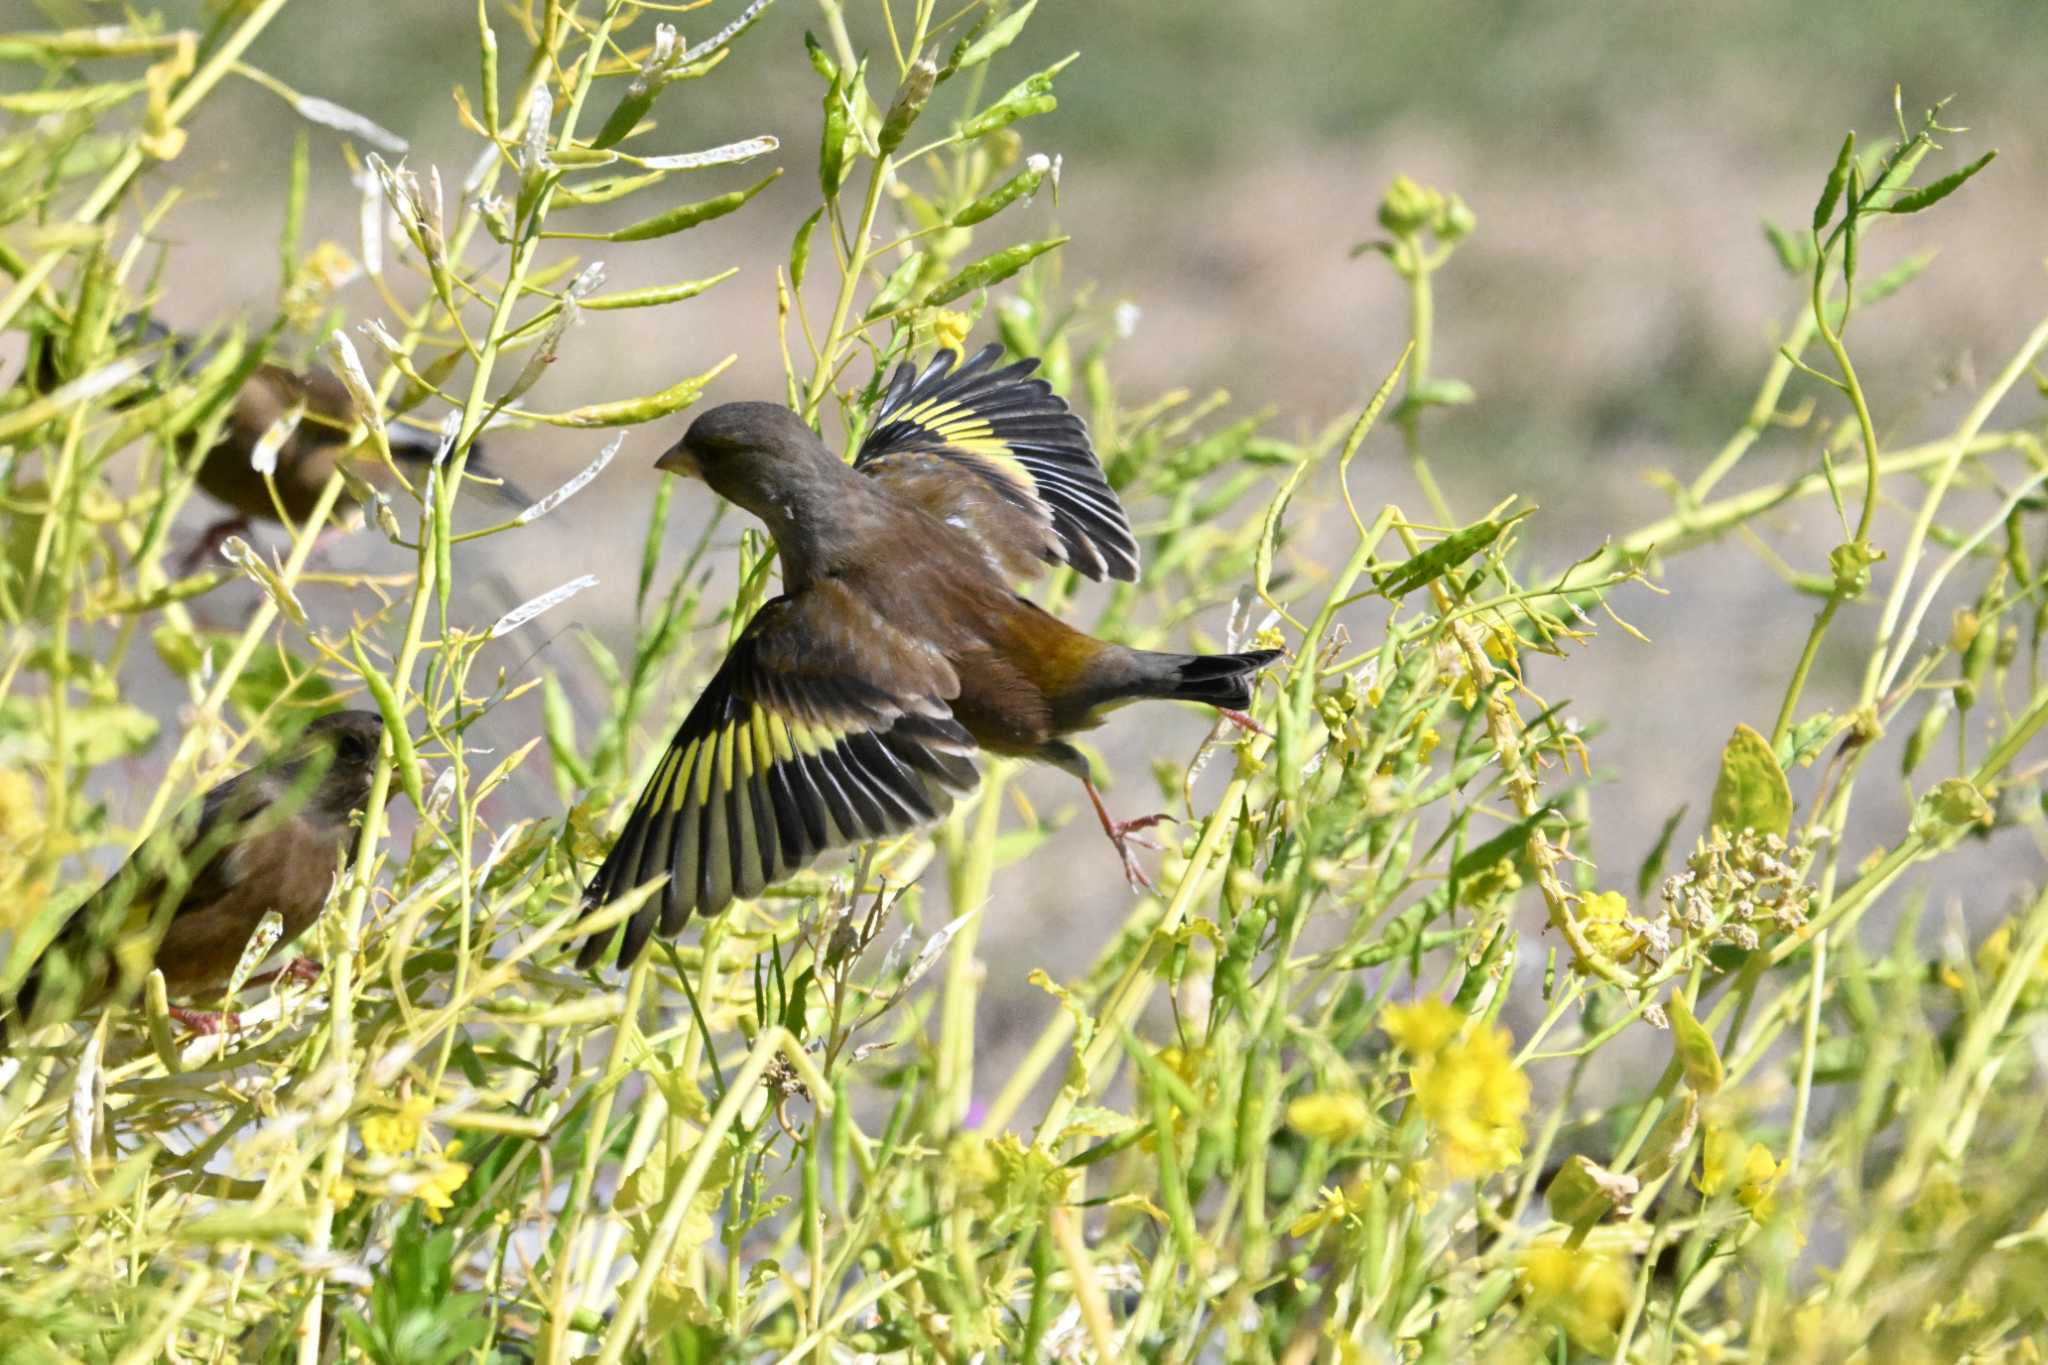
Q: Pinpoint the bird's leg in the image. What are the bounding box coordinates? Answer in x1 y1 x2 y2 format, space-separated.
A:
179 515 251 575
167 1005 241 1036
1082 775 1172 891
1217 708 1270 738
242 956 323 990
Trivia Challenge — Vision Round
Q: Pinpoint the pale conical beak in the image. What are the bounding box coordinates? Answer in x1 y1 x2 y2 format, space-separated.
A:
655 439 702 479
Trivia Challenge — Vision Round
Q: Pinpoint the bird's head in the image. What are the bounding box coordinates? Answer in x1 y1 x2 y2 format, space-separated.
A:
656 402 839 521
284 710 386 820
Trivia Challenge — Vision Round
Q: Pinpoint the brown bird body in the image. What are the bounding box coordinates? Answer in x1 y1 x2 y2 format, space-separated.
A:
33 315 516 566
577 347 1279 969
5 711 384 1039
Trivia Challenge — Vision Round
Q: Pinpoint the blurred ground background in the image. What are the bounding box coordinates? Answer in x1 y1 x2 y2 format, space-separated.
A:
24 2 2048 1070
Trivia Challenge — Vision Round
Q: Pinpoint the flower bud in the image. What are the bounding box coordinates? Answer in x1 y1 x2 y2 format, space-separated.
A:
1436 192 1477 242
1377 174 1442 235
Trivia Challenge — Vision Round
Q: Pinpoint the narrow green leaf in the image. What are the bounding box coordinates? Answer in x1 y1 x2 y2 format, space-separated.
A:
1633 1089 1698 1182
1852 247 1936 310
1406 377 1475 408
1669 991 1724 1096
952 0 1037 72
1761 219 1812 275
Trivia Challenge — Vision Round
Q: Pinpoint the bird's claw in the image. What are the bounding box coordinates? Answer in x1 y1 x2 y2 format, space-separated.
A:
1105 812 1171 891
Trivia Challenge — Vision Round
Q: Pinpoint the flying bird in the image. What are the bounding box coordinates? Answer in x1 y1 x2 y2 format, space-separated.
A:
5 711 385 1040
576 345 1280 970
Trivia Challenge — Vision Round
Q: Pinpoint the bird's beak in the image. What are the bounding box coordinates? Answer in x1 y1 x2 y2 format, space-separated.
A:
655 439 702 480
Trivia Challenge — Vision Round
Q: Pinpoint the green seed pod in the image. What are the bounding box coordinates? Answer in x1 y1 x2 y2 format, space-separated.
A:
878 56 938 154
952 154 1052 227
1961 612 1997 706
1902 700 1950 778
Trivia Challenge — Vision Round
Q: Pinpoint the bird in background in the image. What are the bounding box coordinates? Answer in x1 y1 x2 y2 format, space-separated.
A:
30 313 522 570
3 710 385 1042
576 344 1281 970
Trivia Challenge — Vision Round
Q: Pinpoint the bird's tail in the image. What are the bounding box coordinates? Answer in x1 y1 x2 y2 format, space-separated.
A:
1128 648 1284 711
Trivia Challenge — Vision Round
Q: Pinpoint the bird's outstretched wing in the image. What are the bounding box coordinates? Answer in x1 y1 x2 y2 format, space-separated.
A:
855 344 1139 582
577 582 980 969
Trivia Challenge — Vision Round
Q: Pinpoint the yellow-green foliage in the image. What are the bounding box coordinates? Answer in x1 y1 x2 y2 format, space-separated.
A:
3 5 2046 1363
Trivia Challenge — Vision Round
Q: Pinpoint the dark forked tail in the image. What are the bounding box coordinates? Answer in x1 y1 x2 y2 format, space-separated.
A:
1132 648 1283 711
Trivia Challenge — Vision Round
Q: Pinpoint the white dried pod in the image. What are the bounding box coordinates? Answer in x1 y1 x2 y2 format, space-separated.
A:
638 136 779 171
518 433 621 525
488 574 599 639
295 95 407 154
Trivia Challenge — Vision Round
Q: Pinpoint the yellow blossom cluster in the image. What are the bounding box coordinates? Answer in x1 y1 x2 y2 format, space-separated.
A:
349 1096 471 1224
1518 1242 1631 1353
1575 890 1648 966
1383 997 1530 1178
1975 918 2048 1007
1699 1126 1786 1223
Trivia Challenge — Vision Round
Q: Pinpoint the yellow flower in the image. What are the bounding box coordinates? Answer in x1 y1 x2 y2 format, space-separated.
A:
927 309 973 353
1699 1126 1785 1223
413 1143 470 1224
282 240 361 327
0 769 40 845
1395 1157 1441 1212
1382 998 1461 1057
360 1097 431 1158
1285 1093 1372 1143
1976 919 2048 1006
1412 1023 1530 1178
1287 1184 1358 1238
1575 891 1645 966
1734 1140 1786 1222
1697 1125 1741 1196
1519 1242 1631 1353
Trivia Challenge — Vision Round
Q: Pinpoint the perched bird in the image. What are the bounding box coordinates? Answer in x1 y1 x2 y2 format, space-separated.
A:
576 345 1280 969
4 711 385 1040
31 314 518 569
